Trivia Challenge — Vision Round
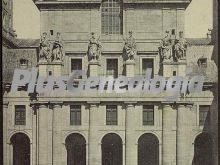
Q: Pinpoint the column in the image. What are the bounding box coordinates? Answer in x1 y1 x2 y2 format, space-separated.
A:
88 103 101 165
38 104 48 165
52 104 62 165
89 60 99 77
162 103 177 165
125 103 137 165
3 102 8 165
125 60 135 78
177 104 193 165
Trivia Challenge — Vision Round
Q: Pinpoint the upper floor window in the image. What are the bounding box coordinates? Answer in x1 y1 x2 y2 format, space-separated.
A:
70 105 81 125
15 105 26 125
106 59 118 78
142 59 154 78
143 105 154 125
199 105 210 125
198 58 207 68
101 0 123 35
71 59 82 71
20 58 28 68
106 105 117 125
71 59 82 79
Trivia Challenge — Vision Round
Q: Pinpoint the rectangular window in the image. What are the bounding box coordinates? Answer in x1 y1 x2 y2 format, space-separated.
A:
106 105 117 125
71 59 82 71
198 58 207 68
15 105 26 125
142 59 154 78
101 0 123 35
106 59 118 78
71 59 82 79
143 105 154 125
199 105 210 125
70 105 81 125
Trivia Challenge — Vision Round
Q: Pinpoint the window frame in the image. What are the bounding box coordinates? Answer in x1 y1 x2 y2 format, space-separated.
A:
199 105 210 125
15 105 26 125
106 105 118 125
143 105 154 125
106 58 118 78
142 58 154 78
101 0 123 35
70 105 82 126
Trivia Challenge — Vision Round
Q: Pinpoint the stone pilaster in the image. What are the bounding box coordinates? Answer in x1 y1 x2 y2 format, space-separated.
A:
88 102 101 165
38 104 48 165
162 103 177 165
177 104 193 165
52 104 62 165
89 60 99 77
125 60 135 78
3 102 8 165
125 102 137 165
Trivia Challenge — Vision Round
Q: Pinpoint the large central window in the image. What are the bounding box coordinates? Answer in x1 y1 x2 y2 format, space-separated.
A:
101 0 123 35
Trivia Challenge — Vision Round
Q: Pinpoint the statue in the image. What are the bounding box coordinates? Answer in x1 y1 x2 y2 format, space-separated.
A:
173 31 187 61
39 32 51 61
159 31 172 62
88 32 102 61
52 32 64 61
123 31 137 61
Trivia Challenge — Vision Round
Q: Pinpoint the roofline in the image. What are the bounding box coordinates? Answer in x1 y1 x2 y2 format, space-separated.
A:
33 0 191 9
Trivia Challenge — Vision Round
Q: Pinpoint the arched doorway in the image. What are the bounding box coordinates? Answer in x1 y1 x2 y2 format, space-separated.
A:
101 133 122 165
10 133 30 165
192 133 212 165
65 133 86 165
138 133 159 165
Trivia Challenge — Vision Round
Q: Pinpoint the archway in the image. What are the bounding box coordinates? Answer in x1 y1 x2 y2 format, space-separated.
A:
138 133 159 165
10 133 30 165
101 133 122 165
65 133 86 165
192 133 212 165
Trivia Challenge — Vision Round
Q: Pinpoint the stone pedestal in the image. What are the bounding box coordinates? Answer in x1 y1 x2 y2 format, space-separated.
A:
125 59 135 78
38 60 48 77
89 60 99 77
162 60 187 78
38 60 62 77
162 103 177 165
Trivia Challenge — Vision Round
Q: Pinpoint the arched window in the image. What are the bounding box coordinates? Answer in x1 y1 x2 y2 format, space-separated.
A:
192 133 212 165
138 133 159 165
101 0 123 35
102 133 122 165
65 133 86 165
10 133 30 165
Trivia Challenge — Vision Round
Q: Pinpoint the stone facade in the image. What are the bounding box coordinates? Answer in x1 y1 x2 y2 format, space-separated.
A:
2 0 218 165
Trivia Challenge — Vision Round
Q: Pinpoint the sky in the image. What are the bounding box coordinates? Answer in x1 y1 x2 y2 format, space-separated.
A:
13 0 213 39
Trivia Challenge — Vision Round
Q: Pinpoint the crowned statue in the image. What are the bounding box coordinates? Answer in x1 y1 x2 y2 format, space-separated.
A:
88 32 102 61
123 31 137 61
52 32 64 62
159 31 172 62
39 32 51 61
174 31 187 61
